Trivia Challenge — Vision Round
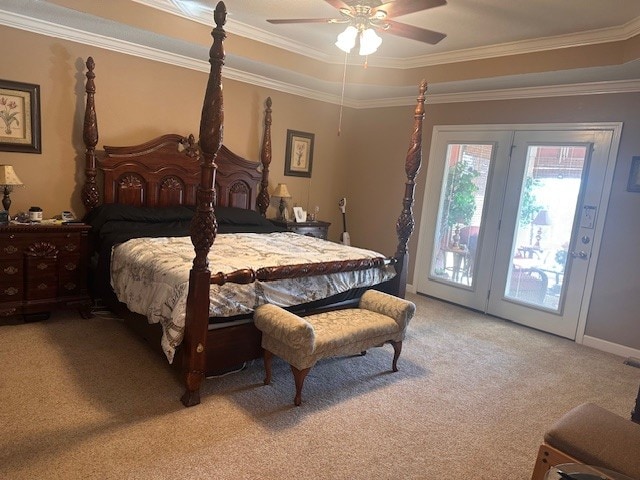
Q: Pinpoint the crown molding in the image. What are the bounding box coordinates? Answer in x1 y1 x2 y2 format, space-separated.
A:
0 8 207 71
133 0 640 70
132 0 337 63
2 6 639 110
370 79 640 108
392 15 640 69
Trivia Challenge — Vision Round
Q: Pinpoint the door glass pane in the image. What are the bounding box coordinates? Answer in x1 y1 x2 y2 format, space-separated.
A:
430 143 492 286
505 145 587 311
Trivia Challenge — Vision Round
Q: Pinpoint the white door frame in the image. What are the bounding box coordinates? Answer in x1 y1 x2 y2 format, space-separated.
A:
413 122 623 345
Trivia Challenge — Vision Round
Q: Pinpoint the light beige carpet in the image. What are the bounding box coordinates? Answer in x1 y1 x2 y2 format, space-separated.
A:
1 293 638 480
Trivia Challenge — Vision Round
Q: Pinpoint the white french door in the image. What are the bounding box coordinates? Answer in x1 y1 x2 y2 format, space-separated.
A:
415 124 621 340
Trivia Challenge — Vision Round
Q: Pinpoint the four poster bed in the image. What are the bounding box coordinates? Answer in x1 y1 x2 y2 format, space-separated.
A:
80 1 428 406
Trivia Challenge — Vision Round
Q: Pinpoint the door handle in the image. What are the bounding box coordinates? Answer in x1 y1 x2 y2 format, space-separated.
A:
570 250 588 259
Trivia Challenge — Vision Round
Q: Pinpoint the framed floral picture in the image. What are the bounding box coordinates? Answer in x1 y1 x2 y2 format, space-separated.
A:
284 129 314 178
0 80 41 154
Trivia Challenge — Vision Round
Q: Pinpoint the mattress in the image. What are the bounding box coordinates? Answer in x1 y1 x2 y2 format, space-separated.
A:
110 232 396 362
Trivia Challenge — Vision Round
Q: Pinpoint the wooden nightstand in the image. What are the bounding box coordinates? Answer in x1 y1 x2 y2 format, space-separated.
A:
271 219 331 240
0 223 92 320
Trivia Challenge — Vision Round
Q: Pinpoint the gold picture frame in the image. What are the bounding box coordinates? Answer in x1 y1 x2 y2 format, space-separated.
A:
284 129 314 178
0 79 41 154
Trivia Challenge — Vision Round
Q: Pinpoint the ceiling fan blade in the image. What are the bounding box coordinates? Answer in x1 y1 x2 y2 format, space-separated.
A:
374 0 447 18
384 19 446 44
267 18 340 24
324 0 351 10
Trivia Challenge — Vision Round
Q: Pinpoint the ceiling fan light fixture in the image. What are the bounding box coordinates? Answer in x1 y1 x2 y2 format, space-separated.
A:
335 25 358 53
359 28 382 56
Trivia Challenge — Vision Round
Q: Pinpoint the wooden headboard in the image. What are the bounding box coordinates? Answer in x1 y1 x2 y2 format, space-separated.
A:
80 55 273 215
101 135 263 210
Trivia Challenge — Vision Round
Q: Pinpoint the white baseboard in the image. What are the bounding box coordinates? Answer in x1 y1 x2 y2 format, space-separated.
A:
581 335 640 361
406 286 638 361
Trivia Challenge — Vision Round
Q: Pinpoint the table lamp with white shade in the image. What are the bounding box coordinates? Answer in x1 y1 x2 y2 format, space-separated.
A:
272 183 291 221
0 165 24 215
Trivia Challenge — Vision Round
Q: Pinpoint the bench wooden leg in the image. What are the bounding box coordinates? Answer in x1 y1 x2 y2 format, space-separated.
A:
390 340 402 372
263 349 273 385
291 365 311 406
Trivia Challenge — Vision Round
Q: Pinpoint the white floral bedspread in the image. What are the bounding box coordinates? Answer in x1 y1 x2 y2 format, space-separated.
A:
110 232 395 362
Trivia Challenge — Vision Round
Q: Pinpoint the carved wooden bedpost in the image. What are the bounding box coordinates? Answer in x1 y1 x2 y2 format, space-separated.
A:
256 97 272 216
81 57 99 212
181 1 226 407
393 80 427 298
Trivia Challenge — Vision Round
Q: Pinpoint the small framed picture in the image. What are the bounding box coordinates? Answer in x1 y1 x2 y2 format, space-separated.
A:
0 79 41 154
627 156 640 192
292 206 307 222
285 129 314 178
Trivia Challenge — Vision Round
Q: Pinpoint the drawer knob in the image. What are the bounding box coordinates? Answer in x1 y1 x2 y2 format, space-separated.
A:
64 282 76 291
4 287 18 296
65 244 77 252
64 262 77 271
37 283 48 290
0 307 17 316
3 266 18 275
3 245 18 254
37 262 49 270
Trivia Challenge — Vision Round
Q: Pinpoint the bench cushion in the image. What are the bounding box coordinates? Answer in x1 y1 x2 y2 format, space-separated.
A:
254 291 414 371
306 309 399 356
544 402 640 479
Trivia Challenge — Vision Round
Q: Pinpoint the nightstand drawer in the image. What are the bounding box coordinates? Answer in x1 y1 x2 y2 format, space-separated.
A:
0 224 91 319
0 282 24 302
270 220 331 240
26 280 57 300
0 260 23 280
0 236 22 259
291 225 327 238
0 303 21 317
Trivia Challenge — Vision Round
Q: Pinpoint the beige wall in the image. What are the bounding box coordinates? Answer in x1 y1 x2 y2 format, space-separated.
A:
349 92 640 351
1 24 638 351
0 26 350 240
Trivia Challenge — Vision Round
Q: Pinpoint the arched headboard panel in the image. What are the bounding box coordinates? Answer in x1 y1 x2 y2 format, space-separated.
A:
215 145 262 209
102 134 200 207
100 135 263 210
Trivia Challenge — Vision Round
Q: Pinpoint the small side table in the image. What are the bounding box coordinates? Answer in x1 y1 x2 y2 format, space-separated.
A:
270 219 331 240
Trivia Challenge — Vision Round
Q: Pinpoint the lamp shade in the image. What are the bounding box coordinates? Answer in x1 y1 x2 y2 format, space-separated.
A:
272 183 291 198
532 209 552 226
0 165 23 186
335 25 358 53
359 28 382 56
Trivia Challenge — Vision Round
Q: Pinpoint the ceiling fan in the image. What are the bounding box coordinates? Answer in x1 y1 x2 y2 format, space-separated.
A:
267 0 447 56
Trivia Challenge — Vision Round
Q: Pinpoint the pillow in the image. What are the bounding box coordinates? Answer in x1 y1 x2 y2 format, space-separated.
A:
84 203 195 230
84 203 275 231
214 206 273 227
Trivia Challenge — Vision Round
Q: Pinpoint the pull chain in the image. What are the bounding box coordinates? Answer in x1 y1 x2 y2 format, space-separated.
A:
337 50 349 136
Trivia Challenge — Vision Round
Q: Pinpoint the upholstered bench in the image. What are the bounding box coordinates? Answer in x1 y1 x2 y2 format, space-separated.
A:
531 402 640 480
253 290 416 406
